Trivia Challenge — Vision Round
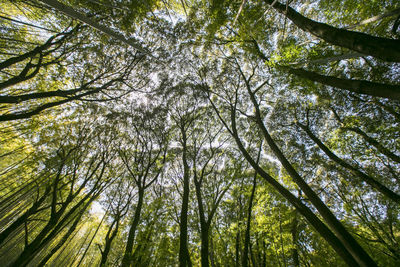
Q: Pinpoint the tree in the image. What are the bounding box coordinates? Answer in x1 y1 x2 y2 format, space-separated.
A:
1 0 400 266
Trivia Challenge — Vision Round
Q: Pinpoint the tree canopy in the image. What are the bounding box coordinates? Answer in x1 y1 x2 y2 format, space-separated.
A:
1 0 400 266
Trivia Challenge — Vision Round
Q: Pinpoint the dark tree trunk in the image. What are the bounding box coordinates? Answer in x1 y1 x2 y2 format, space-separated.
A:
179 128 192 267
0 86 102 122
0 30 67 71
343 126 400 163
240 67 377 266
243 170 258 267
0 186 50 246
235 229 241 267
200 227 210 267
297 122 400 204
99 220 119 266
287 67 400 100
264 0 400 62
291 211 300 267
194 179 210 267
121 188 144 267
37 200 91 267
0 87 88 103
209 92 363 265
229 115 360 266
11 180 102 267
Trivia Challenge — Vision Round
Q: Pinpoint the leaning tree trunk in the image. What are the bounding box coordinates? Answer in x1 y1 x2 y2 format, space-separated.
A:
227 108 360 266
342 126 400 164
240 65 377 266
286 67 400 100
264 0 400 62
297 122 400 204
39 0 151 56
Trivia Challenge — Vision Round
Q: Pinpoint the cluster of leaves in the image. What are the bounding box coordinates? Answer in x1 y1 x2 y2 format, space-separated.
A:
0 0 400 266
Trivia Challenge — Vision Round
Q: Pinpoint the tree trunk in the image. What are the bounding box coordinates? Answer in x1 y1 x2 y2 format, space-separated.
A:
0 87 88 103
0 186 50 246
243 170 258 267
264 0 400 62
297 122 400 204
200 227 210 267
99 220 119 266
37 200 90 267
287 67 400 100
39 0 151 56
229 113 360 266
179 127 192 267
0 31 62 70
241 67 377 266
121 188 144 267
291 210 300 267
0 85 103 122
235 229 241 267
11 185 100 266
209 93 362 266
343 126 400 163
194 178 210 267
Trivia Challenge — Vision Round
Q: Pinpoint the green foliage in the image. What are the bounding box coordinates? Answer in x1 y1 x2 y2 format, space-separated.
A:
1 0 400 266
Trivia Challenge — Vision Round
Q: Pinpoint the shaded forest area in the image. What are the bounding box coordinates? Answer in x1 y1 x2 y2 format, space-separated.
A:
1 0 400 266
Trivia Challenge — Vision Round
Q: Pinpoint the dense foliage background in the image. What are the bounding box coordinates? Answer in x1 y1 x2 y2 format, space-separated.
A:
0 0 399 266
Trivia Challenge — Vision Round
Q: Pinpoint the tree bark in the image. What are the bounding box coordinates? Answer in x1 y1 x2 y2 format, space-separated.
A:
0 87 88 103
0 53 43 90
291 210 300 267
225 104 360 266
287 67 400 100
242 161 259 267
264 0 400 62
121 188 144 267
11 188 100 266
194 177 210 267
99 219 119 266
179 126 192 267
37 200 91 267
0 83 106 122
240 65 377 266
297 122 400 204
209 95 361 266
0 186 50 246
39 0 151 56
343 126 400 164
0 30 68 70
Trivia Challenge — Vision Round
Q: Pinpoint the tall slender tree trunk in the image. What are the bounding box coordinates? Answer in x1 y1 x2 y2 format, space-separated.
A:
291 210 300 267
209 94 362 265
263 0 400 62
343 126 400 163
235 229 241 267
39 0 151 56
200 226 210 267
286 67 400 100
240 72 377 266
179 128 192 267
0 186 50 246
37 200 90 266
297 122 400 203
194 181 210 267
242 169 258 267
11 189 99 266
121 188 144 267
99 220 119 266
